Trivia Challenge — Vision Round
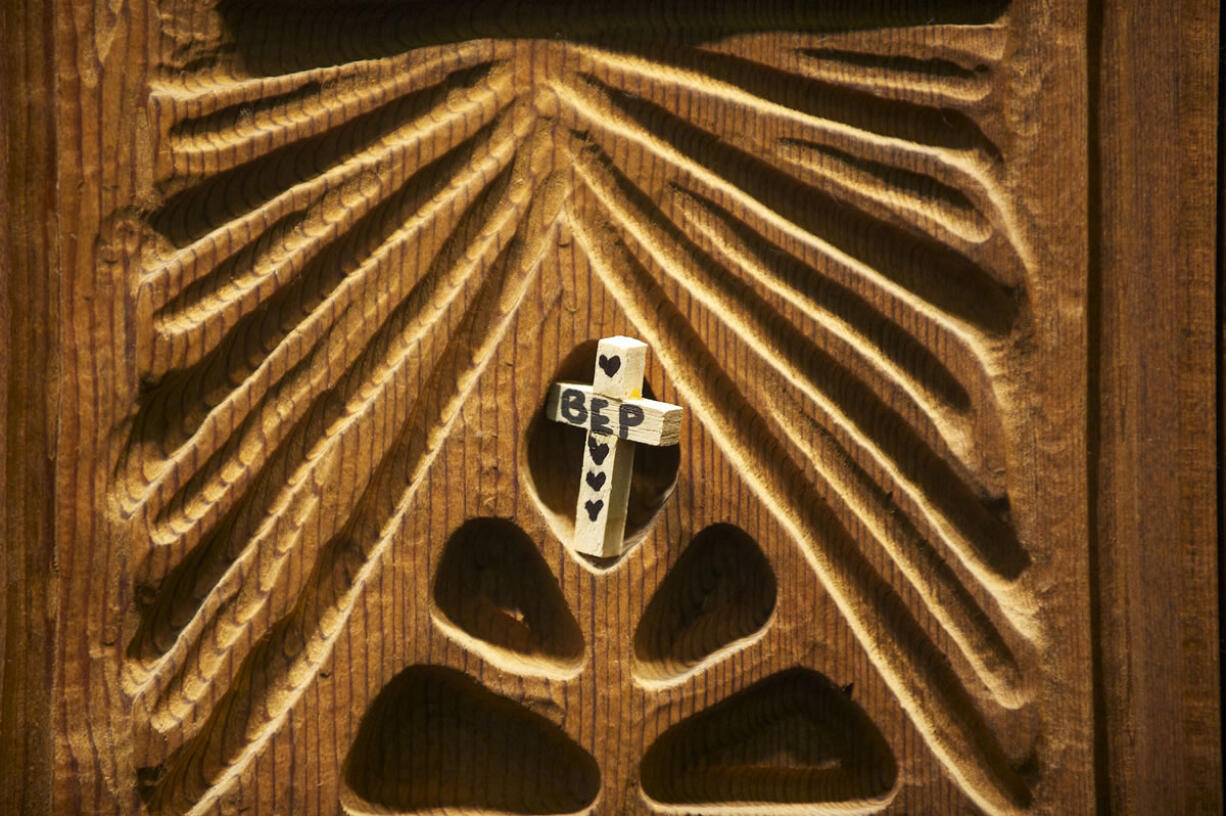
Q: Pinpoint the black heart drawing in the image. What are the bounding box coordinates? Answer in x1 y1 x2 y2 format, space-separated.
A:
587 436 610 465
584 499 604 521
585 471 606 491
597 354 621 377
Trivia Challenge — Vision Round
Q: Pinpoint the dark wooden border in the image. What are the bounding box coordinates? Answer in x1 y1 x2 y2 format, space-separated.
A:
1089 1 1222 813
0 1 58 814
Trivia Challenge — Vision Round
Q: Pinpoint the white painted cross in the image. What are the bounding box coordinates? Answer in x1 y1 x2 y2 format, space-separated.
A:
544 336 683 558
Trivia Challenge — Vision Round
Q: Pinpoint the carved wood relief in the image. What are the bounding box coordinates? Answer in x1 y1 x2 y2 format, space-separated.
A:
104 1 1096 814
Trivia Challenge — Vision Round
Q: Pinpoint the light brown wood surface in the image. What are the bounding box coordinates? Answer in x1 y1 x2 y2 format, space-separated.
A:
0 1 1219 815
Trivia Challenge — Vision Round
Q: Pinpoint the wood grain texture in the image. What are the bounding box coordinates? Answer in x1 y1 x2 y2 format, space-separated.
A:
0 1 1218 815
1089 0 1223 814
0 1 57 814
121 3 1082 812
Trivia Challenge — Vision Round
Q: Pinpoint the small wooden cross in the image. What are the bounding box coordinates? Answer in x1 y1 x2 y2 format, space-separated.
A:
544 337 683 558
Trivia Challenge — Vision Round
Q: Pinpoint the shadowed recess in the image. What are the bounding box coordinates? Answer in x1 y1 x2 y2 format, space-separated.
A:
674 186 974 413
609 41 1002 161
580 72 1024 336
432 518 584 673
210 1 1010 77
131 135 511 489
634 523 776 683
799 47 991 83
166 79 324 141
342 666 600 814
777 137 992 242
121 155 519 668
149 62 497 243
525 339 680 564
580 143 1029 578
640 668 898 808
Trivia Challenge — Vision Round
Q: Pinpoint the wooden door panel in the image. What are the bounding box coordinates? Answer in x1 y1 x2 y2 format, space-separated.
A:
0 1 1217 815
123 3 1086 813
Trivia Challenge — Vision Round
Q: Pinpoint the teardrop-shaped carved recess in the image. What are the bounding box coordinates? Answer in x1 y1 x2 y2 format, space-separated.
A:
633 523 776 687
431 518 585 677
639 668 898 812
342 666 600 816
524 339 680 570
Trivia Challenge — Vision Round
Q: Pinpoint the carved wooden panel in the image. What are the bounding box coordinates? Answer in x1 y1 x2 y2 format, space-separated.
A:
2 1 1219 815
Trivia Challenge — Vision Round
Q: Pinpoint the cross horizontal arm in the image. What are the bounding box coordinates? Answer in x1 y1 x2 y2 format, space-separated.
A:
544 382 681 446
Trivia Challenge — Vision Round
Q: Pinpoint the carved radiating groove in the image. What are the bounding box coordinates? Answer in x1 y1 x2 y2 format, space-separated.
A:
672 193 1030 698
145 133 563 816
149 85 510 359
597 35 1034 285
581 67 1026 313
125 189 523 719
133 164 537 738
572 43 1003 172
143 58 508 286
137 72 509 338
776 137 992 244
670 189 1020 595
134 116 527 547
554 64 1019 502
571 146 1026 705
703 23 1007 89
772 25 1004 105
583 45 1020 265
671 189 973 430
795 47 991 103
672 185 980 447
154 41 510 179
124 111 530 652
121 106 526 535
570 146 956 467
123 190 527 654
550 78 1020 349
124 115 538 730
771 403 1027 706
789 22 1009 60
569 214 1031 816
669 173 1012 497
570 136 1025 590
142 63 515 376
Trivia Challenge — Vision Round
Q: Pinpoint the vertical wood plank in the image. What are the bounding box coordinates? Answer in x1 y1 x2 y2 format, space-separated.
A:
1090 0 1222 813
44 0 151 812
0 2 57 814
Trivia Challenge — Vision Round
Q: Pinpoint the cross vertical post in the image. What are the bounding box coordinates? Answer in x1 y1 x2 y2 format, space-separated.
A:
574 337 646 557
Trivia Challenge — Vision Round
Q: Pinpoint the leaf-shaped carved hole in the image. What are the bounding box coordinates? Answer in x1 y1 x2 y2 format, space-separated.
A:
432 518 584 677
633 523 776 685
640 668 898 810
525 339 679 568
342 666 600 815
